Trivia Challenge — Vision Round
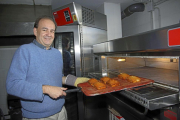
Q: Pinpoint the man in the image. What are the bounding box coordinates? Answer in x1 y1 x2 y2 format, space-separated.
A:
6 16 89 120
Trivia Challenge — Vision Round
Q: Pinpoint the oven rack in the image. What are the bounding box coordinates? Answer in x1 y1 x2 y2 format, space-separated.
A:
119 84 179 110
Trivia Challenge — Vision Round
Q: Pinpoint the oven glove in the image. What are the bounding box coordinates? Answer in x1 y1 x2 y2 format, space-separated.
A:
65 74 90 87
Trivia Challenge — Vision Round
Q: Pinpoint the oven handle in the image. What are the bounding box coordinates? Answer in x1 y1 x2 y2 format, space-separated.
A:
65 87 81 93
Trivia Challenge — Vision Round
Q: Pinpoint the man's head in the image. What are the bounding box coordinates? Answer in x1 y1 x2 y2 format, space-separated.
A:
33 16 56 49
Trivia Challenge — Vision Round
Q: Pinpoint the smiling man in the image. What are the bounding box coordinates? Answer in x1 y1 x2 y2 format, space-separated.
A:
33 18 55 50
6 16 89 120
6 16 67 120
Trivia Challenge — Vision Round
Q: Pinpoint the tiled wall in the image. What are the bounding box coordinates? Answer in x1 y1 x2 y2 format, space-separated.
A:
0 47 18 118
0 5 52 22
122 0 180 37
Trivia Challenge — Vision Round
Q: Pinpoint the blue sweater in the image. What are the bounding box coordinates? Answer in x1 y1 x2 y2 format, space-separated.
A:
6 42 64 118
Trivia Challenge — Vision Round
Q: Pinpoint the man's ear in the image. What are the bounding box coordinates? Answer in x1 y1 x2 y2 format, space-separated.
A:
33 28 37 36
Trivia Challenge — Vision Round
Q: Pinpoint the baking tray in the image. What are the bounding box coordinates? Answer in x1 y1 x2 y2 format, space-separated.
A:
77 77 154 96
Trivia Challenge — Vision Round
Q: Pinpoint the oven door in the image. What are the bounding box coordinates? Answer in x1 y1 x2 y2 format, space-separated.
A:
54 25 81 77
54 25 82 120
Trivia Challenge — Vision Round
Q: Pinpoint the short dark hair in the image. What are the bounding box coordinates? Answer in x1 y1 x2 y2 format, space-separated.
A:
34 15 57 29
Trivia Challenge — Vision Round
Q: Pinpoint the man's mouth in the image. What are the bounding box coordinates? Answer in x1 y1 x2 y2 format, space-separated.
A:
44 37 52 40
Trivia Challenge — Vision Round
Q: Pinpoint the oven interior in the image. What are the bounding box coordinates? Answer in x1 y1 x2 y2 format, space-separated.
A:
90 55 179 87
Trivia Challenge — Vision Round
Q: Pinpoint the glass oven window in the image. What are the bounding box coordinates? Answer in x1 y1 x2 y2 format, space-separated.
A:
54 32 75 76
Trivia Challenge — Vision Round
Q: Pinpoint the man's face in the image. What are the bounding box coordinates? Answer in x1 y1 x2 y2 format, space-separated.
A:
33 19 55 49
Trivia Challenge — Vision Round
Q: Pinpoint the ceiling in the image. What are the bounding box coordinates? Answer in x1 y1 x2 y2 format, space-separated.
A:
0 0 146 11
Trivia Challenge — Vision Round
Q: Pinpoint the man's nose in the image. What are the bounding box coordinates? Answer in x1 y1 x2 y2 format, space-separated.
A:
46 30 51 36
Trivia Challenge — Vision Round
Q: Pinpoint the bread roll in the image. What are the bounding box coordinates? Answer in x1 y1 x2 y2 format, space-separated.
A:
118 73 130 80
127 76 141 83
107 79 120 87
100 76 111 84
93 82 106 90
88 78 98 86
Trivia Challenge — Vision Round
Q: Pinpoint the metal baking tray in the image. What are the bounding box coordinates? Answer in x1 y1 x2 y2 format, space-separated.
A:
77 77 154 96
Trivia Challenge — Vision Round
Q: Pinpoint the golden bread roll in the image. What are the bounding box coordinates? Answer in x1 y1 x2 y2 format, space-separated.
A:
93 82 106 90
88 78 98 86
127 76 141 83
100 76 111 84
118 73 130 80
107 79 120 87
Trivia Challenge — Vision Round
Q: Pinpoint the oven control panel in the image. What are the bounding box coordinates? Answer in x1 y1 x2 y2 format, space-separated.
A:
53 7 74 26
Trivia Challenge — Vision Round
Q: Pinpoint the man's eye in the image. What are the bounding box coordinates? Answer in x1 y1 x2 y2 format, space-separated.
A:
51 30 55 33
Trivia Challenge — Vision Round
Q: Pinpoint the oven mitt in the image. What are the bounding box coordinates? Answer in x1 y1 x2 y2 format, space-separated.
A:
65 74 90 87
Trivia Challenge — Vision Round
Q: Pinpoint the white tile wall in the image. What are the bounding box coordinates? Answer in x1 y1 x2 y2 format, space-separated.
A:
0 47 18 116
104 2 122 40
122 6 152 37
122 0 180 37
96 2 122 41
159 0 180 27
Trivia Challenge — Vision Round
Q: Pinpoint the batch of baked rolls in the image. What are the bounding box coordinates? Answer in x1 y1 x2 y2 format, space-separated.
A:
88 73 141 90
118 73 141 83
88 77 120 90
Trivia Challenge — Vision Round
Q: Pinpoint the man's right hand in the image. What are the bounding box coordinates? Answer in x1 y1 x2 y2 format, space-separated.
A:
42 85 67 99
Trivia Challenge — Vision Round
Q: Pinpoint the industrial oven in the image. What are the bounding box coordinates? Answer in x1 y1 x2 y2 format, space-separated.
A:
52 2 107 77
85 23 180 120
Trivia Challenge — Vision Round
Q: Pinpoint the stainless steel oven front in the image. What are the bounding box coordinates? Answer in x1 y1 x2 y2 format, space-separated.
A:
88 23 180 120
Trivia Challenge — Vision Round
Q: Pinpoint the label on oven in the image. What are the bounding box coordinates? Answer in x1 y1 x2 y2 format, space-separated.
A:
164 110 177 120
168 27 180 47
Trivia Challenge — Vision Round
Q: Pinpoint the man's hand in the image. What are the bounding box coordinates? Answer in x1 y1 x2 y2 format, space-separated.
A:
42 85 67 99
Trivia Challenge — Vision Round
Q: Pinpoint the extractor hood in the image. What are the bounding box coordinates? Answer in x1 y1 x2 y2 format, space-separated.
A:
93 24 180 55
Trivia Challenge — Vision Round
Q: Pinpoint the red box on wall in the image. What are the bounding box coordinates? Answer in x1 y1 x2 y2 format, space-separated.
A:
168 27 180 47
53 7 73 26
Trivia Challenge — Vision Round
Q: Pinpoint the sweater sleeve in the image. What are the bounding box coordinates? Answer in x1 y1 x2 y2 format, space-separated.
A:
6 46 44 101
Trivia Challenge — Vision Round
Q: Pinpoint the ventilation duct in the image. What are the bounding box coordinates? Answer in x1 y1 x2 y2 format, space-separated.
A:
121 3 145 19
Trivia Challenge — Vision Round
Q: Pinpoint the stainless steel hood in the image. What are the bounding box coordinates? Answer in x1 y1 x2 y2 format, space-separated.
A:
93 24 180 54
